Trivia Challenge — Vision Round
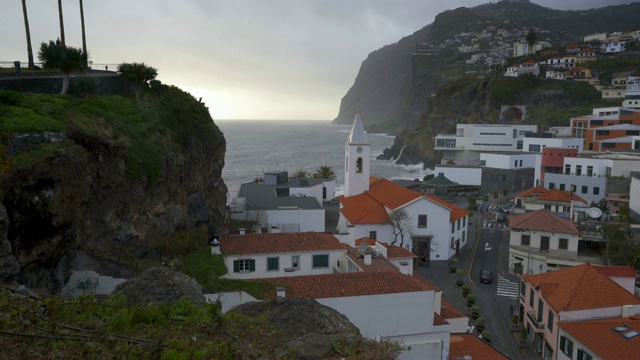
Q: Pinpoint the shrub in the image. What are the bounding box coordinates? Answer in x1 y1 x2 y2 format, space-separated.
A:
471 305 480 313
481 329 492 341
475 316 486 326
461 284 471 293
466 294 477 303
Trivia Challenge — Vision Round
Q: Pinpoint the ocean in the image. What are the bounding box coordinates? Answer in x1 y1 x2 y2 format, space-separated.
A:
216 120 432 200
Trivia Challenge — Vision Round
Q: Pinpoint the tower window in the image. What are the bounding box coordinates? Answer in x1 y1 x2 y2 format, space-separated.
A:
356 157 363 173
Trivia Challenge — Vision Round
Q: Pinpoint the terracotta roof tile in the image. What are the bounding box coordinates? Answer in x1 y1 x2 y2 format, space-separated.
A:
594 265 636 278
345 251 399 273
449 333 510 360
508 209 579 235
433 312 449 326
423 194 469 222
559 317 640 360
256 271 435 299
515 185 549 198
537 188 587 204
379 243 417 259
411 272 442 291
441 299 466 319
338 193 389 224
221 232 348 255
366 178 422 210
522 263 640 313
354 237 377 246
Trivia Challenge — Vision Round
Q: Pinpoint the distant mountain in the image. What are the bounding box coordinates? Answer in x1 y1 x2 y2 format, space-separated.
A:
333 1 640 128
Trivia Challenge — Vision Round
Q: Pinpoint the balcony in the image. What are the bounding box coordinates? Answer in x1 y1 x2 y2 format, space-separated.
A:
526 310 545 331
435 135 461 150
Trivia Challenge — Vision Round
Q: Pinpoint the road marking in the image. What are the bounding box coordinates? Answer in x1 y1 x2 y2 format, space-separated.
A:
485 242 492 251
497 274 519 300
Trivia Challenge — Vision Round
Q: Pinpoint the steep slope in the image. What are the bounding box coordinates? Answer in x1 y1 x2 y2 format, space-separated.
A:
0 84 227 292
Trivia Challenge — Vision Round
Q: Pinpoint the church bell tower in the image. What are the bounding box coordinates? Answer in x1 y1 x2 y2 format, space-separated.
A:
344 111 370 198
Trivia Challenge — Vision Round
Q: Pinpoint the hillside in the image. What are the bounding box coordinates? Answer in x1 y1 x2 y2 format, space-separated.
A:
0 84 227 292
333 0 640 128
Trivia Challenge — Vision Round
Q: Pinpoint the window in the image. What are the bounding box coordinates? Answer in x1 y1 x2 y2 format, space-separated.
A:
560 336 574 357
450 237 455 250
529 144 541 152
582 185 588 194
587 166 593 176
521 234 530 246
549 183 555 189
576 165 582 176
547 309 554 330
529 289 534 307
418 215 427 228
593 187 600 195
462 231 466 243
517 140 523 150
457 219 461 230
267 257 279 271
559 184 565 191
291 255 300 269
514 160 518 168
312 254 329 268
577 349 593 360
559 238 568 250
347 260 358 273
519 160 523 167
564 164 570 175
463 217 466 227
521 280 526 297
233 259 255 273
369 231 377 240
537 299 543 323
356 157 363 173
451 222 455 234
541 237 550 252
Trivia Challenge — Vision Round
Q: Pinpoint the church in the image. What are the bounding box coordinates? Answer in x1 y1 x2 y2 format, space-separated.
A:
337 112 470 262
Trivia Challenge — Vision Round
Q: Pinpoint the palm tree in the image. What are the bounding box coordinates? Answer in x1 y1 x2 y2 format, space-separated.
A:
293 169 311 179
79 0 88 67
313 165 336 180
117 62 158 102
38 39 85 94
21 0 34 68
58 0 65 46
526 28 537 55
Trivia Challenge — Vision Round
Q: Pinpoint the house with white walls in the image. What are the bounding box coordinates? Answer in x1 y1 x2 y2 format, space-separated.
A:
507 210 587 275
513 186 588 220
230 174 335 233
557 316 640 360
519 263 640 359
338 113 469 262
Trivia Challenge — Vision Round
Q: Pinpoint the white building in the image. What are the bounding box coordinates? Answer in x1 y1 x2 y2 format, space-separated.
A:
523 135 583 153
480 152 537 169
339 113 469 261
508 210 584 275
583 33 607 42
435 124 537 165
432 166 482 187
601 37 626 53
631 175 640 222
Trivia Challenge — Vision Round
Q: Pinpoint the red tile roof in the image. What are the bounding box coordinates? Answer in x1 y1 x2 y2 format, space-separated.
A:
380 243 417 259
354 237 377 246
515 185 549 198
559 317 640 360
339 178 467 224
433 312 449 326
221 232 348 255
522 263 640 313
508 209 579 235
537 188 587 204
594 265 637 278
521 60 536 65
449 334 510 360
256 271 435 299
412 272 442 291
345 251 399 273
441 299 466 319
566 43 580 48
568 66 589 72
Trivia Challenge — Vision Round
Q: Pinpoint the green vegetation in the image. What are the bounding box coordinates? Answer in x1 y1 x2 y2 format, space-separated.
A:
38 39 85 94
602 224 640 270
117 62 158 102
313 165 337 180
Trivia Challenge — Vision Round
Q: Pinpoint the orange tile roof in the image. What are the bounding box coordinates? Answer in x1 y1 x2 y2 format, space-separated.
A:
522 263 640 313
256 271 435 299
423 194 469 222
559 317 640 360
521 60 536 65
339 177 467 223
411 272 442 291
221 232 348 255
537 188 587 204
566 43 579 48
433 312 449 326
345 251 399 273
515 185 549 198
380 243 417 259
354 237 377 246
594 265 636 278
449 333 510 360
441 299 466 319
508 209 579 235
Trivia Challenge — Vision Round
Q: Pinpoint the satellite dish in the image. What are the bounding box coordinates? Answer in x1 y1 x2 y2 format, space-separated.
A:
587 207 603 219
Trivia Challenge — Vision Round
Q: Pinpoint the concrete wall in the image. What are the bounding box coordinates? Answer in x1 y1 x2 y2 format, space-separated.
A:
631 177 640 222
433 166 482 186
289 183 323 203
224 249 345 279
480 167 535 195
264 208 325 233
481 152 537 169
523 137 583 152
0 72 133 97
544 173 606 203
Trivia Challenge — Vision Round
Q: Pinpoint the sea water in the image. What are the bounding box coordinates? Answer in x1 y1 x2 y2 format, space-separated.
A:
216 120 432 200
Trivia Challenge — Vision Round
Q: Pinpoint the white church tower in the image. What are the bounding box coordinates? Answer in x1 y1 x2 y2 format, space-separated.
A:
344 111 370 198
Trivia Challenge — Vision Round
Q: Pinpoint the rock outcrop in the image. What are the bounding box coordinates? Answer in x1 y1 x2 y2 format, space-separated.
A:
112 266 204 306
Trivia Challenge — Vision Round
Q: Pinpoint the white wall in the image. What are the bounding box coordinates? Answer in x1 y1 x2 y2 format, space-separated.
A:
323 180 337 201
481 153 537 169
265 208 325 232
610 159 640 177
563 157 610 177
224 249 345 280
289 183 323 203
631 177 640 222
433 166 482 186
556 329 603 360
509 229 580 274
544 174 607 203
523 137 583 153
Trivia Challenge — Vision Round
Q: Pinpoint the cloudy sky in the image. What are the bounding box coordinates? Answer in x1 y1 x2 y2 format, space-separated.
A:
2 0 633 120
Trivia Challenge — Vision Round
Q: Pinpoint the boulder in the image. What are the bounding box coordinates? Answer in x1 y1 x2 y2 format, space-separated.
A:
112 266 203 306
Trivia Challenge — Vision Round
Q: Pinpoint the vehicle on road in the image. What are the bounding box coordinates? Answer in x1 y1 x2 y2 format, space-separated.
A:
496 213 507 222
480 270 493 284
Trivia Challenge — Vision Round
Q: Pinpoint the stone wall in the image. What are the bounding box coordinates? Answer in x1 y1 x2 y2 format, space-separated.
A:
0 72 132 97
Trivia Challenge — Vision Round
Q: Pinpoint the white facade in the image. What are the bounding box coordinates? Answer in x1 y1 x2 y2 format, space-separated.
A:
545 70 565 80
433 166 482 186
556 328 603 360
224 248 346 280
509 229 581 275
523 136 583 153
631 176 640 222
264 208 325 233
544 174 606 204
583 33 607 42
601 39 625 53
318 292 450 360
344 113 370 198
480 152 537 169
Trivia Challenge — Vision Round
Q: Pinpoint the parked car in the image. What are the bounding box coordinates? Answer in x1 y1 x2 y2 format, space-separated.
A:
480 270 493 284
497 213 507 222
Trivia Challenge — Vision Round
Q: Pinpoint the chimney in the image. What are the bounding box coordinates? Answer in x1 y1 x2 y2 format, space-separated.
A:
622 304 636 318
399 261 410 275
239 228 246 235
364 249 372 265
209 235 220 255
276 286 286 298
270 225 280 233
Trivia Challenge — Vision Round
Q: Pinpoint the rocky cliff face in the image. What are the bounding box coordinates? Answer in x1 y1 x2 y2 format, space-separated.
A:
0 86 227 293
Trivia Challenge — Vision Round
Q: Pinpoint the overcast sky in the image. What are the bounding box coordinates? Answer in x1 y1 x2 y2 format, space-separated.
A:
2 0 633 120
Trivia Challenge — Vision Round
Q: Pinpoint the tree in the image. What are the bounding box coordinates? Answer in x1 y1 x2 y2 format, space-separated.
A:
313 165 336 180
618 203 633 224
79 0 88 67
21 0 34 68
58 0 65 46
603 224 640 268
38 39 85 94
117 62 158 102
526 28 537 55
389 209 412 247
294 169 311 178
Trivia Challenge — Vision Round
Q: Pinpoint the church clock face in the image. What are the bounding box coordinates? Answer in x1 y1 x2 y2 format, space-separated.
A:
356 147 363 153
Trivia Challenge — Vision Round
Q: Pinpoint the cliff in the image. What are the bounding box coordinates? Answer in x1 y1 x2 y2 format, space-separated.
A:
0 83 227 292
